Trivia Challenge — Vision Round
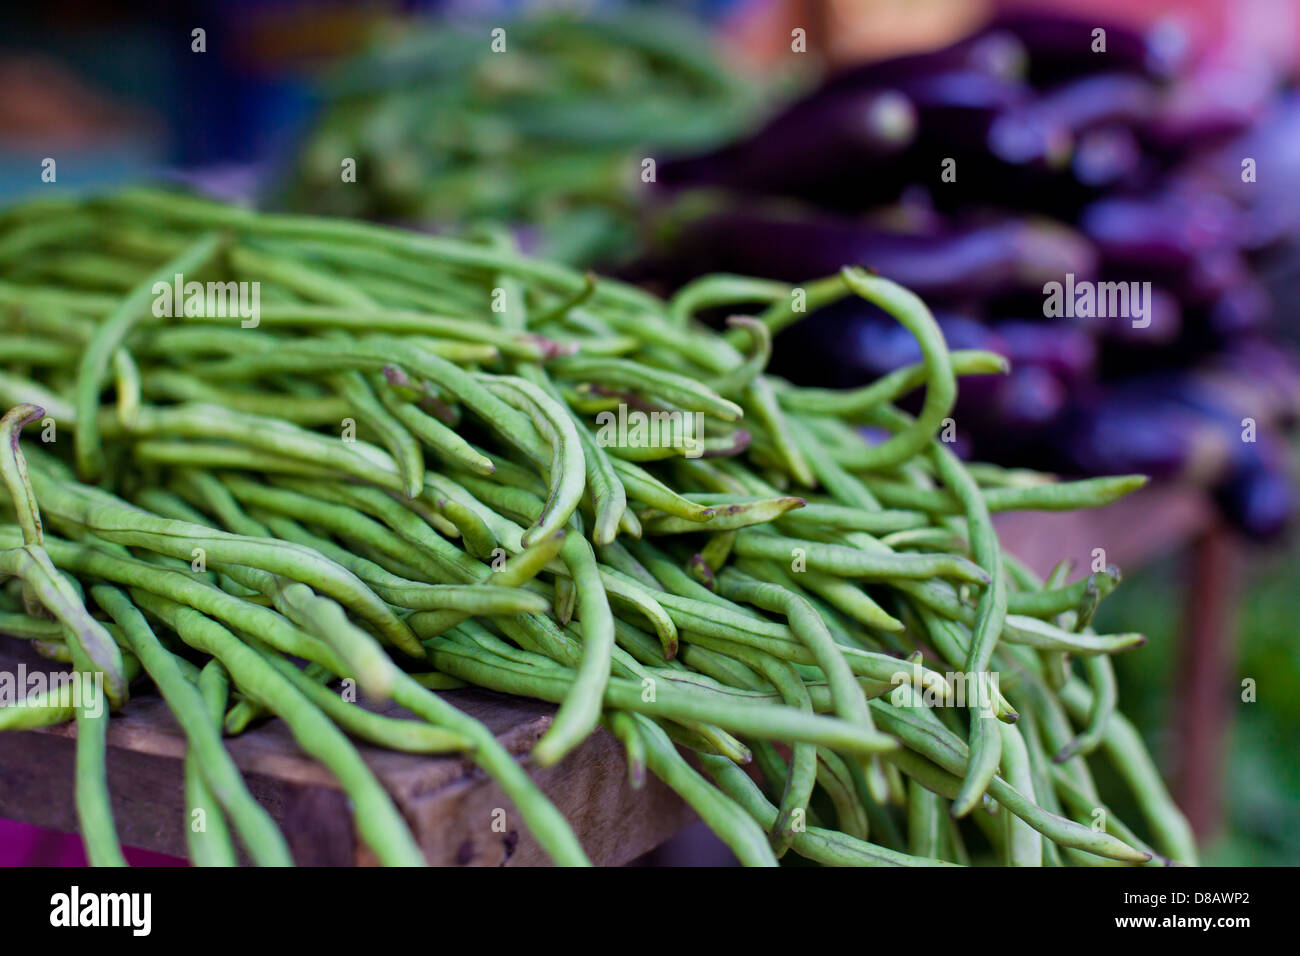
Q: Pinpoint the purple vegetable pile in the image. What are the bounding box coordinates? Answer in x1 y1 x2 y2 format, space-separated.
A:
632 11 1300 538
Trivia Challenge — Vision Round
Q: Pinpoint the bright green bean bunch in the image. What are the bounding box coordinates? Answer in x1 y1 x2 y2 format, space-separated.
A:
0 188 1195 867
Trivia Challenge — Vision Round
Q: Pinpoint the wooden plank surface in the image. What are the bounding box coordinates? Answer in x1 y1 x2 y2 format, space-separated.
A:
0 637 696 866
993 485 1214 578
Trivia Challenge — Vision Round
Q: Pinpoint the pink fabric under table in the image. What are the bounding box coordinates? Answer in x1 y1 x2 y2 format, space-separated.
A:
0 818 184 866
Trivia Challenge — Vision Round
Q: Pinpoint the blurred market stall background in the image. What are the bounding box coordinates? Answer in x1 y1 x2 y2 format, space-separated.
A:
1 0 1297 865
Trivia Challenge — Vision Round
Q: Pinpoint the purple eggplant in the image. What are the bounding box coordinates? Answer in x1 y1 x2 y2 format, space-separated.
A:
1175 378 1296 539
1183 247 1253 305
852 312 1005 372
1139 63 1276 153
649 208 1097 299
766 307 1000 386
1071 125 1145 189
896 71 1071 171
990 364 1069 429
889 71 1074 210
1019 279 1184 353
1002 73 1160 135
764 305 1012 394
1049 376 1293 538
1208 279 1271 337
1094 285 1183 345
1180 91 1300 251
982 11 1190 86
657 69 1072 213
771 309 1075 434
1079 192 1244 272
892 69 1029 111
1214 458 1293 540
1050 384 1230 481
991 320 1096 384
658 69 1049 208
1200 342 1300 426
952 364 1073 438
658 88 916 204
816 29 1030 96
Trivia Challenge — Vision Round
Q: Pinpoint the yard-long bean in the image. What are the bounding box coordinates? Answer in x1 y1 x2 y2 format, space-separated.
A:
0 190 1188 869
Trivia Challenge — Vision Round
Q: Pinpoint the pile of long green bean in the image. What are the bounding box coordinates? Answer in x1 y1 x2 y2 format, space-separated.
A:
0 188 1196 866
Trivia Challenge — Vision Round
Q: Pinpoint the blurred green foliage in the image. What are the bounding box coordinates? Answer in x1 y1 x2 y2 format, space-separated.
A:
1095 539 1300 865
281 8 761 266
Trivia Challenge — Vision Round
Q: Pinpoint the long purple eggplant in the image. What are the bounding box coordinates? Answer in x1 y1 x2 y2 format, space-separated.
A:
991 320 1096 383
1139 63 1276 153
1051 373 1294 537
982 11 1190 85
1094 285 1183 345
648 209 1097 298
1203 342 1300 424
659 70 1069 211
884 69 1074 172
894 71 1074 209
1079 193 1244 271
764 307 1000 388
1214 456 1293 540
658 87 916 204
1071 125 1146 189
1208 279 1271 337
988 364 1069 429
657 69 1040 206
815 29 1030 96
1175 375 1296 538
1001 73 1160 134
1180 92 1300 251
1050 390 1223 482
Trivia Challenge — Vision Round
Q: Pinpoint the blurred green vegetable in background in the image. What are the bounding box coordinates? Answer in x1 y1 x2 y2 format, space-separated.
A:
281 8 763 266
1095 534 1300 865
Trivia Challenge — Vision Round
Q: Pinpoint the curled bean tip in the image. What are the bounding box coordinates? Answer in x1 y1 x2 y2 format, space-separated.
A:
685 554 716 590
